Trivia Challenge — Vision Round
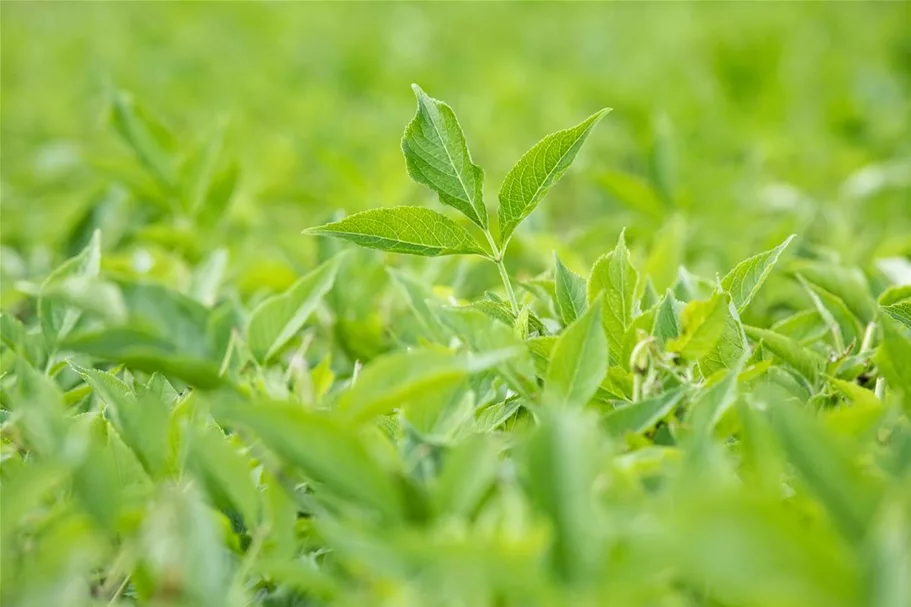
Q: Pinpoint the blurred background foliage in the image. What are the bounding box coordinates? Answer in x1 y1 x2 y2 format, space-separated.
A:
3 2 910 307
2 4 911 606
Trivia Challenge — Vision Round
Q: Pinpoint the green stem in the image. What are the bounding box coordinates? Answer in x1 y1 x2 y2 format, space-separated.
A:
483 230 519 315
496 259 519 315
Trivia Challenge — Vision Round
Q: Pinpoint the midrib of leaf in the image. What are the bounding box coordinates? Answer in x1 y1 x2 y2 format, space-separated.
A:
503 131 582 244
420 95 481 224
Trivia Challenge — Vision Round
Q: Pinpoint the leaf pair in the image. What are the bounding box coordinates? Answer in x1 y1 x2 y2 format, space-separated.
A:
305 85 609 257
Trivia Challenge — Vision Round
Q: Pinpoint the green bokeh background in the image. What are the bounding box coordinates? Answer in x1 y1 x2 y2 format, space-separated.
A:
2 2 910 298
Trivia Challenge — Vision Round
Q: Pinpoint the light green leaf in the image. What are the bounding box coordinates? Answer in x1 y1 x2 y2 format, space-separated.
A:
303 207 485 257
247 254 342 363
440 307 538 398
340 347 515 423
38 229 101 348
667 291 729 362
498 108 610 245
212 398 403 520
744 325 826 383
544 297 607 408
523 408 600 583
790 260 876 323
603 388 685 436
768 399 883 542
881 290 911 330
387 268 450 343
554 252 587 325
188 423 261 527
698 297 748 378
109 89 176 188
432 434 501 517
653 290 680 346
587 231 639 363
402 84 486 228
876 314 911 399
721 234 794 312
798 274 864 350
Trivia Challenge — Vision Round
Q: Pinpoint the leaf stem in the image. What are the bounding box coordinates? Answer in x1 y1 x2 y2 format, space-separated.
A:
483 230 519 315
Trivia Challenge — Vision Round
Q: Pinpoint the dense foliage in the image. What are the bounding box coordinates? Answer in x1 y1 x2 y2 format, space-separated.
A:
2 4 910 607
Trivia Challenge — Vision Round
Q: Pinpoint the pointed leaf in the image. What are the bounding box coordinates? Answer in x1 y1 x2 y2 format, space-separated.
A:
721 234 794 312
544 297 608 408
402 85 486 227
603 388 685 436
744 326 826 383
498 108 610 245
248 255 342 363
303 207 485 257
554 252 587 325
587 231 639 363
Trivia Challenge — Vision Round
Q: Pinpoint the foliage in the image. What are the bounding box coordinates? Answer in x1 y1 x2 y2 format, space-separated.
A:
2 4 911 607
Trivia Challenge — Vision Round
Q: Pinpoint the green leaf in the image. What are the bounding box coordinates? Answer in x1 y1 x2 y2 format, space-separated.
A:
797 274 864 350
402 84 486 228
340 347 516 423
188 423 261 526
720 234 794 312
602 388 685 436
247 254 342 363
212 398 403 520
440 307 538 398
587 231 639 363
667 291 729 362
109 89 176 188
387 268 450 343
698 297 748 378
523 408 600 583
498 108 610 245
789 260 876 323
652 290 680 346
303 207 485 257
876 314 911 399
767 399 883 542
880 287 911 330
38 229 101 348
543 297 607 408
744 325 826 383
554 252 587 326
432 434 501 517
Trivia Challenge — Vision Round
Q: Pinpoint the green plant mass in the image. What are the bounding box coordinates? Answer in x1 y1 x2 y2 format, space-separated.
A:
2 3 911 606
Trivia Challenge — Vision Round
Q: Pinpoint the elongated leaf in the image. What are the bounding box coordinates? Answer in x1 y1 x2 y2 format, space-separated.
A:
603 388 685 436
38 230 101 348
721 234 794 312
667 291 729 362
699 297 748 377
303 207 485 257
402 85 486 228
387 268 450 343
440 307 538 398
523 408 600 583
554 252 587 325
744 326 826 383
248 255 342 363
432 434 501 517
340 347 515 423
109 90 176 188
797 273 863 349
876 314 911 400
498 108 610 245
188 423 261 526
882 297 911 330
212 398 403 520
768 400 883 542
587 231 639 363
544 298 607 408
790 260 876 323
653 290 680 346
